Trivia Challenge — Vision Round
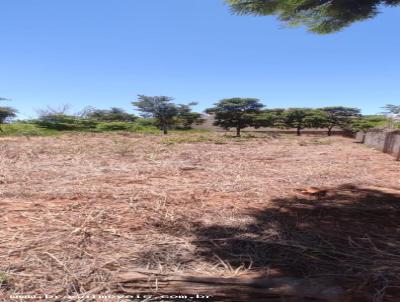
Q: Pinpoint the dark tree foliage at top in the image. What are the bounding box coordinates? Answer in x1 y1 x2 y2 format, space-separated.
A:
85 107 137 122
283 108 328 136
133 95 178 135
318 106 361 136
226 0 400 33
206 98 264 137
0 106 18 131
176 103 205 129
382 104 400 114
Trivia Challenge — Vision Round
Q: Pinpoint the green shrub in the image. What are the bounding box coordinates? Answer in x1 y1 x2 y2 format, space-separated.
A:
0 123 58 136
95 122 134 131
0 271 7 285
346 115 388 133
34 114 98 131
135 118 157 127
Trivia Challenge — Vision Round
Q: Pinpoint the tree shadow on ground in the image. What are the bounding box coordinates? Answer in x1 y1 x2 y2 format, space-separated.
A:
189 184 400 302
131 185 400 301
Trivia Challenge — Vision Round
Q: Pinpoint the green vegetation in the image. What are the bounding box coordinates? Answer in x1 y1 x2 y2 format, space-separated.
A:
132 95 204 135
0 117 161 136
35 113 98 131
318 106 361 136
0 96 393 137
205 98 264 137
0 106 18 132
85 107 137 122
281 108 328 136
0 271 7 285
346 115 390 132
226 0 400 34
94 122 158 133
0 123 59 136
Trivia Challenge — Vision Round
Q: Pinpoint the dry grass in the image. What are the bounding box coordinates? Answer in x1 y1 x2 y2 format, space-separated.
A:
1 132 399 301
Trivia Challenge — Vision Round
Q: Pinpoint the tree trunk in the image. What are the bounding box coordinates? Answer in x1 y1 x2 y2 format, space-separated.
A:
236 127 241 137
328 126 333 136
163 122 168 135
297 127 301 136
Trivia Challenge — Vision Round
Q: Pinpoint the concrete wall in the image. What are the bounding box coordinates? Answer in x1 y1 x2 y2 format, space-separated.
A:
358 129 400 160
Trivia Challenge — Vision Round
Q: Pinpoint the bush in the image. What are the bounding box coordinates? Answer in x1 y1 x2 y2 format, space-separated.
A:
85 107 137 122
0 271 7 285
0 123 58 136
345 115 388 133
135 117 157 127
34 114 99 131
95 122 134 131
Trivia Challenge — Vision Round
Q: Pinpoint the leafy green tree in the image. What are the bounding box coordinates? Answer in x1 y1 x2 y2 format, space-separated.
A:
0 106 18 132
319 106 361 136
205 98 264 137
226 0 400 34
85 107 137 122
132 95 186 135
176 103 205 129
283 108 328 136
253 108 286 129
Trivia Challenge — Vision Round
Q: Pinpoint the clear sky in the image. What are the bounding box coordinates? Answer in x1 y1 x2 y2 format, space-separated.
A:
1 0 399 118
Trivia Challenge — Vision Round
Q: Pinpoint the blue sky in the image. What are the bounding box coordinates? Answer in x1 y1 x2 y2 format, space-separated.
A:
1 0 399 118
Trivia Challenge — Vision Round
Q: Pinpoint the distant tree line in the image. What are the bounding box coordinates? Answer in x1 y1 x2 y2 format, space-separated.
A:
0 96 204 134
0 95 397 136
205 98 389 137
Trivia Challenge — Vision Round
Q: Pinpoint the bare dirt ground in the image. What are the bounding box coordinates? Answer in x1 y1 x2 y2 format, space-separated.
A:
1 132 400 302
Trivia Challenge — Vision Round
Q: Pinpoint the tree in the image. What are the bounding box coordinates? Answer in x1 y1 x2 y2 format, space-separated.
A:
319 106 361 136
85 107 137 122
283 108 328 136
382 104 400 114
0 106 18 132
176 103 205 129
381 104 400 128
132 95 179 135
205 98 264 137
226 0 400 34
253 108 286 129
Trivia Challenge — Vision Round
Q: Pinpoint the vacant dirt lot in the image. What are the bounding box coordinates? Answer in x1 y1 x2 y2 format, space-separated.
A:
1 132 400 301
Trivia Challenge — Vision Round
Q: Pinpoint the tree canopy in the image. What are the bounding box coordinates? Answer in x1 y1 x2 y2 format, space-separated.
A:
382 104 400 115
0 106 18 131
132 96 203 134
132 96 177 134
176 103 205 129
85 107 137 122
319 106 361 136
282 108 328 135
226 0 400 34
205 98 264 137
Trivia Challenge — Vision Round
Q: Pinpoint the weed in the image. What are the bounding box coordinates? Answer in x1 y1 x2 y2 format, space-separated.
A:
0 272 7 285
